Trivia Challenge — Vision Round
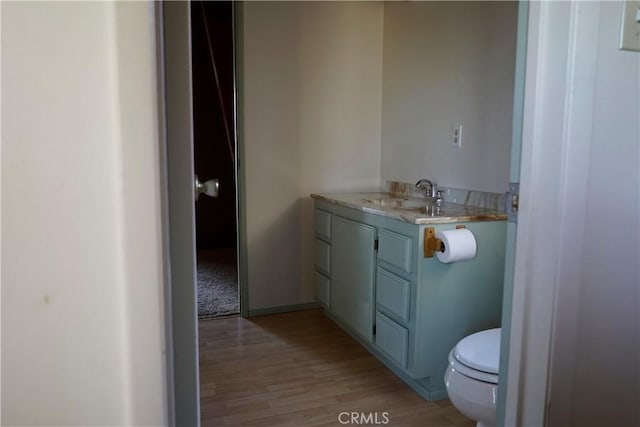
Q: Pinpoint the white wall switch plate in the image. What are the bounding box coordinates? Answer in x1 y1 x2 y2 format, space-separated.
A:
619 1 640 52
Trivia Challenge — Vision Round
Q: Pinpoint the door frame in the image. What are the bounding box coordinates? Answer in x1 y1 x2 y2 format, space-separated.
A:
501 1 603 425
157 2 200 426
234 1 250 319
496 1 529 425
157 1 249 425
157 1 601 425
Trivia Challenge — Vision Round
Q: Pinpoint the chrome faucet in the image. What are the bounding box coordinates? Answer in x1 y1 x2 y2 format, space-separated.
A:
416 179 444 208
415 179 438 199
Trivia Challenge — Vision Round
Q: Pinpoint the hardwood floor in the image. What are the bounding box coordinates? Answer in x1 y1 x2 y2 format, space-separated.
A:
199 309 474 426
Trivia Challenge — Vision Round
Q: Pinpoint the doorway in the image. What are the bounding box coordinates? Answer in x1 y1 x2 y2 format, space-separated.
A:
191 1 239 320
161 2 526 426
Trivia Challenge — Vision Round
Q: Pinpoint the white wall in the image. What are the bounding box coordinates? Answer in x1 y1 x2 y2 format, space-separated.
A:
242 2 383 311
380 2 517 193
1 2 167 425
569 2 639 424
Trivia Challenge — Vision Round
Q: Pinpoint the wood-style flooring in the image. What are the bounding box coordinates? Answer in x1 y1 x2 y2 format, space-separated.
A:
199 309 473 426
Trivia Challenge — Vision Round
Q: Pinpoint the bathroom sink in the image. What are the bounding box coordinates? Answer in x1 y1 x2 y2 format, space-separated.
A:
396 199 425 209
361 197 425 210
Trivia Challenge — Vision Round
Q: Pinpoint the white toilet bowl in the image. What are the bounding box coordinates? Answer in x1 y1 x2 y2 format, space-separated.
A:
444 328 500 427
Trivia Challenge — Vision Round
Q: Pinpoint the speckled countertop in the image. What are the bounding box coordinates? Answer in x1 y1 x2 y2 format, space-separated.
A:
311 192 507 224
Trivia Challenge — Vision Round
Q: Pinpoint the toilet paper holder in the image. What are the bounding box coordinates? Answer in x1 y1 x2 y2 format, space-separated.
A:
424 225 466 258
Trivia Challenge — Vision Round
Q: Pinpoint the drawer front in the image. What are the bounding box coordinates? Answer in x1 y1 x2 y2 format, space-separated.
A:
375 312 409 368
314 238 331 276
314 271 330 308
376 268 410 323
314 209 332 241
377 229 413 274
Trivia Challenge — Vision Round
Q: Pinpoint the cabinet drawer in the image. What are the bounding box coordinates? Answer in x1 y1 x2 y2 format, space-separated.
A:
314 271 330 308
376 268 410 323
314 209 332 241
314 238 331 276
375 312 409 368
377 229 413 274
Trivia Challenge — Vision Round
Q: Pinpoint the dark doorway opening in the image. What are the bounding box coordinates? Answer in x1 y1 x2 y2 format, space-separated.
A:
191 1 238 320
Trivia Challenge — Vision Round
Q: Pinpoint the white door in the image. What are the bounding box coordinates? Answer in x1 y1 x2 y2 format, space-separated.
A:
161 2 200 426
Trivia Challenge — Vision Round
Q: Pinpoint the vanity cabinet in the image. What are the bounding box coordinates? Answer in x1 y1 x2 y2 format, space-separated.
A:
313 209 332 308
313 197 506 401
330 216 376 344
313 210 377 343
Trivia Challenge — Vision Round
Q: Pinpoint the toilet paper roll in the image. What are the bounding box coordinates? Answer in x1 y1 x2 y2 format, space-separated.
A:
435 228 477 263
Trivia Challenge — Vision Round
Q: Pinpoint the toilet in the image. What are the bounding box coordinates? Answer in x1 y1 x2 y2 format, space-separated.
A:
444 328 501 427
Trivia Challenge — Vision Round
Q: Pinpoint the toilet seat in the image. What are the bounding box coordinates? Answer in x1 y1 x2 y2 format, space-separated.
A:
449 328 500 384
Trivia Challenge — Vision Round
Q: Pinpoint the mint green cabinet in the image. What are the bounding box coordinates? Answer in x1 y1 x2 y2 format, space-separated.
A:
313 208 332 309
314 198 506 401
314 271 330 308
331 216 376 344
377 229 413 274
376 311 409 368
314 239 331 276
376 267 411 323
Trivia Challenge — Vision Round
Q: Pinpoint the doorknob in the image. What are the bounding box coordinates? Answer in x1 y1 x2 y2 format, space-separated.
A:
195 174 219 201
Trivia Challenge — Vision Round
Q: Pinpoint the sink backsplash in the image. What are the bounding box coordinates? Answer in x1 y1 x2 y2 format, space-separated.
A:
385 181 506 213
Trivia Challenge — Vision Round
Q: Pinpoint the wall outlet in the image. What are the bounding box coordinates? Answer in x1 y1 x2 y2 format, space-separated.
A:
619 1 640 52
452 124 462 148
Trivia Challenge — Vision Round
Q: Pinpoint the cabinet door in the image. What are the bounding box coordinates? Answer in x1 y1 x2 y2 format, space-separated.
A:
331 216 376 343
314 271 330 308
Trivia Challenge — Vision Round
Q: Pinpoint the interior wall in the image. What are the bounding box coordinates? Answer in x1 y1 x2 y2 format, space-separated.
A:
1 2 166 425
241 2 383 311
380 1 517 193
569 2 639 424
